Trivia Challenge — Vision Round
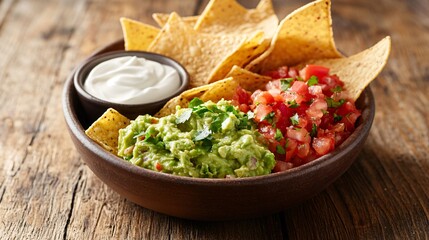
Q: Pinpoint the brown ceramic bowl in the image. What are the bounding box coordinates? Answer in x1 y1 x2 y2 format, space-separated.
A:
62 40 375 221
74 49 189 122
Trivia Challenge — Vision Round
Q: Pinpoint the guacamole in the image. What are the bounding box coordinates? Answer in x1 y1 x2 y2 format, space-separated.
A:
118 99 275 178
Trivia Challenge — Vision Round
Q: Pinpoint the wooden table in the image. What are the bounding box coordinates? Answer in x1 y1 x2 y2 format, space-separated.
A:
1 0 428 239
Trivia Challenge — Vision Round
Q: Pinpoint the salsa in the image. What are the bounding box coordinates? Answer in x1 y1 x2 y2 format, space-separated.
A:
232 65 361 172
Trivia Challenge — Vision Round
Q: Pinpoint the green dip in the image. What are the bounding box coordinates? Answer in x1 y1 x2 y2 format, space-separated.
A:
118 99 275 178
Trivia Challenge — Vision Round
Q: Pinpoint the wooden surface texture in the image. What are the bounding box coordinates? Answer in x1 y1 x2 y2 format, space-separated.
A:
0 0 428 239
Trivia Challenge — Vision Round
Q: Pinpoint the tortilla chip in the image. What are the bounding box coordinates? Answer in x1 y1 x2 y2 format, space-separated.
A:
225 65 272 92
307 36 391 101
200 77 239 102
207 31 269 83
148 12 249 88
155 84 212 117
120 17 160 51
152 13 199 28
85 108 130 155
194 0 278 37
246 0 342 73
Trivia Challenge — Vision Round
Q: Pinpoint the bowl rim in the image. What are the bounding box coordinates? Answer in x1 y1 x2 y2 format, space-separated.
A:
63 39 375 186
73 50 190 107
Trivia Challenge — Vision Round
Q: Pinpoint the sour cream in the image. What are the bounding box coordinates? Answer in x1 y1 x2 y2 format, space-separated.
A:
84 56 181 104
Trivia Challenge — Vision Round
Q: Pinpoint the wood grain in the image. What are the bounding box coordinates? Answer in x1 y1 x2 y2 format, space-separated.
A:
0 0 428 239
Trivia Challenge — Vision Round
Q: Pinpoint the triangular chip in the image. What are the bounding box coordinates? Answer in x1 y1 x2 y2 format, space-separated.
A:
207 31 269 83
246 0 342 73
225 65 272 92
152 13 199 28
155 83 213 117
194 0 278 37
85 108 130 155
148 12 249 88
120 17 160 51
306 36 391 101
200 78 240 103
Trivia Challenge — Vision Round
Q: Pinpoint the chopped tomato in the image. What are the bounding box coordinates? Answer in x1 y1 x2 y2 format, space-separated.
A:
273 160 293 172
337 101 361 131
306 98 328 119
273 102 292 132
312 137 335 156
259 124 276 140
238 104 249 113
300 65 330 80
263 66 289 79
287 127 311 143
155 162 163 171
319 75 344 96
253 91 275 105
290 81 309 99
231 64 361 172
254 104 274 122
285 139 298 162
232 86 251 106
265 79 281 91
296 142 310 158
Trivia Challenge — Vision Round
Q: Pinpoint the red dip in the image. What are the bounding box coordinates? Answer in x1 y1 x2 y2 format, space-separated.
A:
232 65 361 172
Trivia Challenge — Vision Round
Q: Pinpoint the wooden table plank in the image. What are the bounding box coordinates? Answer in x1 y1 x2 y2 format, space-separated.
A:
0 0 91 239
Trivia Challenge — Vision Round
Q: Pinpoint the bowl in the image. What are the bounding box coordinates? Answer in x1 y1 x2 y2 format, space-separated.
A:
73 49 189 122
62 40 375 221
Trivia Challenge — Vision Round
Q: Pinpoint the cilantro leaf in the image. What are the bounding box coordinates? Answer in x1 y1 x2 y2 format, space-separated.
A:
207 105 223 113
194 107 209 117
307 76 319 86
225 105 237 114
194 127 211 141
310 123 318 137
189 98 204 108
175 108 192 124
331 85 343 93
133 131 146 139
155 141 165 149
326 98 345 108
290 113 299 125
200 139 213 152
238 117 251 130
334 113 343 122
210 119 222 133
280 78 294 91
210 113 227 133
306 99 314 106
144 136 158 145
276 145 286 154
275 129 283 141
287 100 299 108
262 111 275 123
